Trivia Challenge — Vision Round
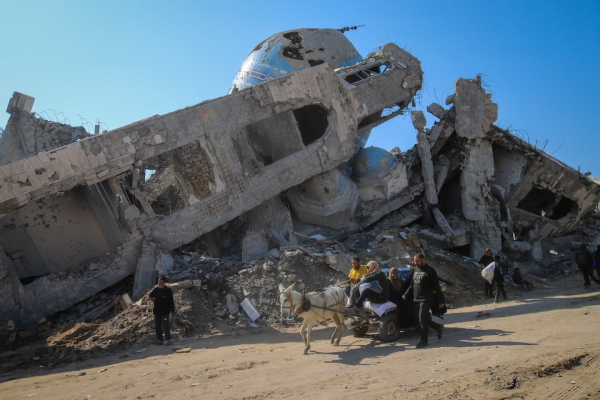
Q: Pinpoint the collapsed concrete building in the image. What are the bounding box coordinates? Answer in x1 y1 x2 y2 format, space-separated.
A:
0 28 599 326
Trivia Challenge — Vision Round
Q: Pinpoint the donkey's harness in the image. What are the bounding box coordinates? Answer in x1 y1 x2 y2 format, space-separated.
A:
279 288 345 317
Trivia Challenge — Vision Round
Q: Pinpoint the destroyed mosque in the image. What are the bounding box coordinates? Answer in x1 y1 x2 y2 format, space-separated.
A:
1 28 599 325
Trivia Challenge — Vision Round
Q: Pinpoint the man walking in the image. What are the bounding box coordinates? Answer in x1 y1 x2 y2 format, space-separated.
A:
403 253 445 348
492 256 507 303
575 244 595 287
149 276 175 345
479 248 495 298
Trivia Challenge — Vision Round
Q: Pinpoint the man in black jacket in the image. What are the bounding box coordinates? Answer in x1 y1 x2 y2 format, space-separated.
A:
403 254 445 348
149 276 175 345
492 256 507 303
576 244 598 287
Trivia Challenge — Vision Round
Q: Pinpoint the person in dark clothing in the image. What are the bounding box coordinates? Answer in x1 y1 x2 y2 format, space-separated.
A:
347 261 389 310
591 245 600 283
388 267 414 321
492 256 507 303
149 276 175 345
479 248 495 297
575 244 596 287
403 253 445 349
388 267 408 304
512 267 533 291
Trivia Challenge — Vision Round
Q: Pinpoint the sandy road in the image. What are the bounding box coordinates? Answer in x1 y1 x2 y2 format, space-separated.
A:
1 276 599 400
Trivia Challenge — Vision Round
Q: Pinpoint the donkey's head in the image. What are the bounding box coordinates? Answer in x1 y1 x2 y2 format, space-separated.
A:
278 282 297 319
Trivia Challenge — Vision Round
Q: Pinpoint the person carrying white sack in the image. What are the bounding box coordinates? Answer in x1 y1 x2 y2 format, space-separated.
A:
481 256 507 303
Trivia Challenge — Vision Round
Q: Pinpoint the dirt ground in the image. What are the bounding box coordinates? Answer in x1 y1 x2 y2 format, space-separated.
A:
1 275 599 400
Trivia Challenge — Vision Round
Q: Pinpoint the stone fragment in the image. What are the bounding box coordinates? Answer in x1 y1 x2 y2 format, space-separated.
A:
504 240 532 252
170 280 194 290
427 103 446 119
226 294 239 315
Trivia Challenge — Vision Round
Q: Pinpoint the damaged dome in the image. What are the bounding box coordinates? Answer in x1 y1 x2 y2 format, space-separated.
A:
228 28 364 94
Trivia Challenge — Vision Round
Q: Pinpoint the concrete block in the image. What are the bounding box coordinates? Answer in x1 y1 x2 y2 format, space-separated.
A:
119 293 133 310
7 92 35 113
226 294 239 314
153 135 164 145
132 240 158 299
170 280 193 289
240 298 260 322
411 111 427 130
427 103 446 119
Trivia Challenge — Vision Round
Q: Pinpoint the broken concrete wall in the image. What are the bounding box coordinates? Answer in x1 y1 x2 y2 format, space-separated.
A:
492 145 528 197
0 235 143 324
453 78 501 257
491 128 600 240
0 186 114 279
1 93 91 167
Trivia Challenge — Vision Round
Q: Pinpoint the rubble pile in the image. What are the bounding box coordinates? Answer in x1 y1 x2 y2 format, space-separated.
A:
0 27 599 374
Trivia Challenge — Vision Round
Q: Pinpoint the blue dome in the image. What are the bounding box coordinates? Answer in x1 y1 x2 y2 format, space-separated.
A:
229 28 363 94
352 147 396 180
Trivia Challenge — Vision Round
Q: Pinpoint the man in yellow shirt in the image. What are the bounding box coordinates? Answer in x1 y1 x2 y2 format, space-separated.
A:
348 257 368 283
347 257 368 304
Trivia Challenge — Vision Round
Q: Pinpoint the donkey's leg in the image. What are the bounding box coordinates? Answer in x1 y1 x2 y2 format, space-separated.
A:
304 320 313 355
330 314 340 344
300 320 307 345
335 312 345 345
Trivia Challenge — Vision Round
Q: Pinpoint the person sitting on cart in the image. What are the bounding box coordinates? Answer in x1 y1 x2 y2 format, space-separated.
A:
346 257 368 299
388 266 414 320
346 261 389 311
388 267 409 304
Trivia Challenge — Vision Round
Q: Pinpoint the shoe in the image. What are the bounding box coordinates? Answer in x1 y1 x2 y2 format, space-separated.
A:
437 325 444 340
156 340 164 345
163 340 171 345
416 340 429 349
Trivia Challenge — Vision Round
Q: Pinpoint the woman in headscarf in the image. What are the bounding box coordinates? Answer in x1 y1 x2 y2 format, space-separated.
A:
346 261 389 310
388 267 408 304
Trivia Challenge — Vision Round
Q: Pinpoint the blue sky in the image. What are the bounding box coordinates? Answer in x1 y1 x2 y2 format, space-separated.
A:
1 1 599 175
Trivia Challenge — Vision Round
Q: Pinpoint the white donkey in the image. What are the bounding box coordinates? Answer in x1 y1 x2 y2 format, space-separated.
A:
278 283 347 355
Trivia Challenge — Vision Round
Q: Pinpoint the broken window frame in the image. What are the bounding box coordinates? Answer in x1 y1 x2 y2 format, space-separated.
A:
337 60 394 86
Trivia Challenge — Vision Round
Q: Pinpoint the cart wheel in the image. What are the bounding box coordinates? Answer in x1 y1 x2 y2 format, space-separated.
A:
350 325 369 337
378 313 400 342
